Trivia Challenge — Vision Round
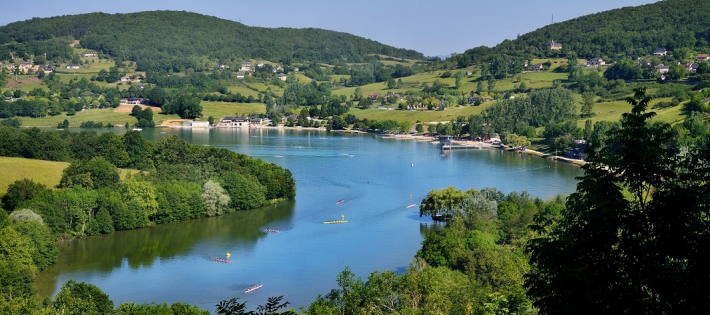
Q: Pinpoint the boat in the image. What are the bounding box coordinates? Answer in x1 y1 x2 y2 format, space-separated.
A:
323 220 348 224
132 128 142 131
245 284 263 293
406 204 417 209
262 228 280 233
209 258 234 263
336 199 345 204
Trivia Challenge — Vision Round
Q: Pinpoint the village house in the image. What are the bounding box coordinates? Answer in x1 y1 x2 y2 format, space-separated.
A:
214 64 229 70
278 73 287 81
272 65 283 73
696 54 710 62
136 82 145 89
218 116 249 127
236 72 246 79
120 97 144 105
257 62 265 68
368 93 380 99
686 63 699 73
293 67 299 72
183 121 210 128
585 58 606 67
81 51 98 58
653 47 667 56
249 117 263 127
544 40 562 51
120 76 132 82
65 64 80 69
240 62 252 72
42 66 54 73
655 64 670 73
530 64 544 71
465 71 473 76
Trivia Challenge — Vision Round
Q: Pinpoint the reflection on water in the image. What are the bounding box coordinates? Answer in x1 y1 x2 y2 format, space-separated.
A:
36 128 582 310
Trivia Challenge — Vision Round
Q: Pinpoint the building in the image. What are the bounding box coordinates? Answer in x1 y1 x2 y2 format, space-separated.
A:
42 67 54 73
136 82 145 89
278 73 287 81
214 64 229 70
368 93 380 99
686 63 699 73
236 71 245 79
65 64 80 69
655 64 670 74
465 71 473 76
120 76 132 82
653 48 667 56
544 40 562 51
218 116 249 127
586 58 606 67
697 54 710 62
272 65 283 73
257 62 265 68
240 62 252 72
530 64 544 71
81 51 98 57
183 121 210 128
120 97 144 105
249 118 263 127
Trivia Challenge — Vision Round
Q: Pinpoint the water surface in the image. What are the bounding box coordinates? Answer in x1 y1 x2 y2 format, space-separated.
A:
37 128 583 310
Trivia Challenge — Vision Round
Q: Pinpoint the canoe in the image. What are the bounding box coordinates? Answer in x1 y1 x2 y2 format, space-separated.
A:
245 284 262 293
323 220 348 224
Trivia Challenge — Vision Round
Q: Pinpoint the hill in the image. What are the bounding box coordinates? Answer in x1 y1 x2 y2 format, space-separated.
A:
450 0 710 65
0 11 424 71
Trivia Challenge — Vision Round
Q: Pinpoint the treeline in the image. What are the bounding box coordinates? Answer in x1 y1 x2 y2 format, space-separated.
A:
0 11 424 72
445 0 710 67
303 187 565 314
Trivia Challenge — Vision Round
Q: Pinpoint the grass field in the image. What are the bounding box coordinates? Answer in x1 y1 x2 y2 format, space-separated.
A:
578 97 686 127
227 85 260 97
349 102 494 124
0 157 140 194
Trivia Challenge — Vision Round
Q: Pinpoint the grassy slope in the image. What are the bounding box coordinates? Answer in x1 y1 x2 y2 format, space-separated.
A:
0 157 138 194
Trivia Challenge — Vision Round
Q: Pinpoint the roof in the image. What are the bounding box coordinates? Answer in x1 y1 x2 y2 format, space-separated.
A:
222 116 248 121
654 47 667 52
241 62 252 66
127 97 142 101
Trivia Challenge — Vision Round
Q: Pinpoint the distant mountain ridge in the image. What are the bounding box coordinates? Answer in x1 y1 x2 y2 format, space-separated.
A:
451 0 710 65
0 11 424 71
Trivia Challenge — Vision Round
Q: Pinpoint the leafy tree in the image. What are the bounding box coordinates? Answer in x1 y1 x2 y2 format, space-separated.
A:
12 220 58 271
0 225 37 301
580 91 595 117
2 179 49 211
53 280 114 314
8 209 44 224
386 77 396 89
454 71 463 90
202 180 231 216
220 172 266 211
527 88 710 313
59 157 120 190
567 53 582 81
0 118 21 128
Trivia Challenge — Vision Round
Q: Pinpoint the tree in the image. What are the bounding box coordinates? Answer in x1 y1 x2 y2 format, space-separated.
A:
487 75 496 92
54 280 114 314
455 71 463 90
59 157 120 190
2 179 49 211
202 180 231 216
567 53 582 81
386 77 396 89
581 91 595 117
415 124 424 134
583 119 592 141
506 134 530 147
527 88 710 314
208 116 215 126
476 80 484 93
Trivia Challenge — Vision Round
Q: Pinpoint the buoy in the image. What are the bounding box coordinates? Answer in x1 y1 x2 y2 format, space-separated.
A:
341 215 345 221
226 253 231 258
410 194 412 198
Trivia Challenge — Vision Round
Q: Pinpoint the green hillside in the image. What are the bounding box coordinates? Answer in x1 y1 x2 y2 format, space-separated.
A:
450 0 710 65
0 11 424 71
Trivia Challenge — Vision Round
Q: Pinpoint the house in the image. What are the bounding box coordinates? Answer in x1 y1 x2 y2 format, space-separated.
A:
81 51 98 57
465 71 473 76
42 67 54 73
214 64 229 70
368 93 380 99
686 63 699 73
120 76 132 82
218 116 249 127
530 64 544 71
272 65 283 73
293 67 299 72
697 54 710 62
257 62 265 68
136 82 145 89
17 62 39 74
236 71 246 79
278 73 287 81
65 64 80 69
183 121 210 128
565 148 588 160
653 48 667 56
586 58 606 67
120 97 144 105
249 118 263 126
655 64 669 73
544 40 562 51
240 62 252 72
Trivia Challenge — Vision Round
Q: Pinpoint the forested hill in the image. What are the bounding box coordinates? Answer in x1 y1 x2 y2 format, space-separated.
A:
452 0 710 65
0 11 424 71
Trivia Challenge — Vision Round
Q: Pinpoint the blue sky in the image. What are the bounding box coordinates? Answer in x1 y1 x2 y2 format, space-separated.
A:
0 0 659 56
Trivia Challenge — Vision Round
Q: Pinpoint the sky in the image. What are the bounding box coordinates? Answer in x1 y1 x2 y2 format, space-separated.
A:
0 0 660 57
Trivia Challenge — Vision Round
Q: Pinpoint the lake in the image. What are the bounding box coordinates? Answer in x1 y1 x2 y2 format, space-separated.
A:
36 128 583 311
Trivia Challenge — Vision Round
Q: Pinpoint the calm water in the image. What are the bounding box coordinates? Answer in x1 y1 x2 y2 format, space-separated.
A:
36 128 583 311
